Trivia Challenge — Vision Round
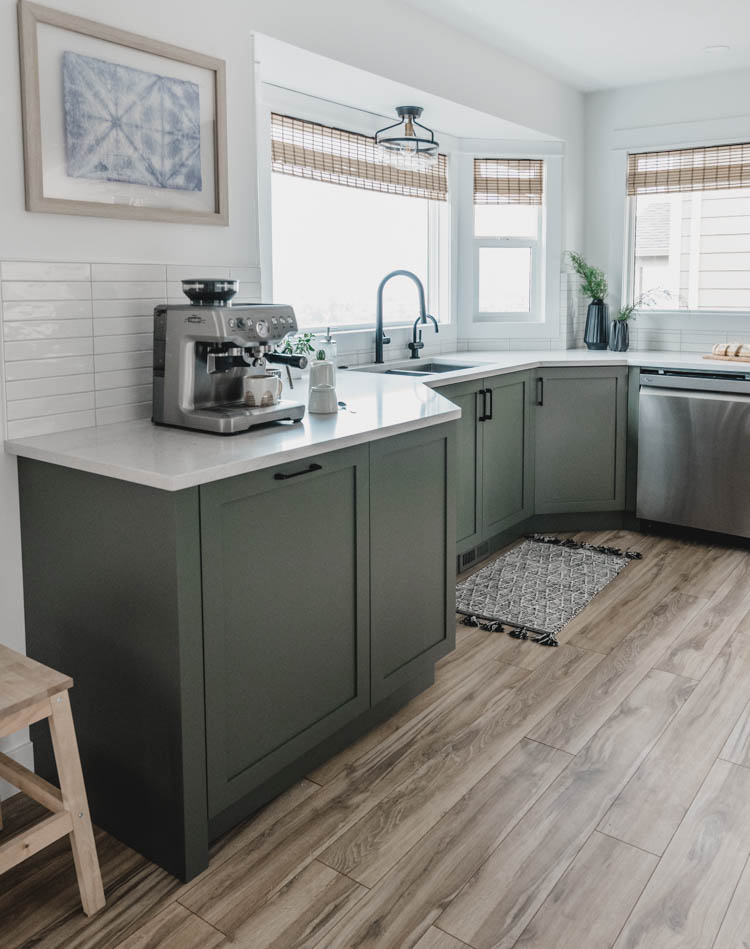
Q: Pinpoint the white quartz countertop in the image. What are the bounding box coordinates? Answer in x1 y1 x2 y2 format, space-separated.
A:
4 370 460 491
6 348 748 491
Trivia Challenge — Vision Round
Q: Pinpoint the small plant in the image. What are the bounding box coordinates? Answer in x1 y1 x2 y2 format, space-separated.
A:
567 251 608 302
280 331 316 357
615 288 668 322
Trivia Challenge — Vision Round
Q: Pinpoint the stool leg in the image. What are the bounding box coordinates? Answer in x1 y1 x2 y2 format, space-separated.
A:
48 691 105 916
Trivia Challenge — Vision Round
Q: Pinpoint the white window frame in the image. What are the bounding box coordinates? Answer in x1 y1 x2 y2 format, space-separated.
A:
256 84 454 335
611 114 750 331
456 146 563 341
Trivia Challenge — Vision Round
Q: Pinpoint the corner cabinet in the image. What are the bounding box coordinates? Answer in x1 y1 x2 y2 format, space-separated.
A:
533 366 627 513
436 372 533 557
200 447 370 818
18 422 456 883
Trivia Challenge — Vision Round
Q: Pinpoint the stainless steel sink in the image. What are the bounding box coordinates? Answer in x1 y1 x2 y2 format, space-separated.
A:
385 362 477 376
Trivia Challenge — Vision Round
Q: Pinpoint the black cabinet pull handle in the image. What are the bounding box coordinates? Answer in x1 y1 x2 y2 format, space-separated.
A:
486 387 493 420
537 377 544 406
274 463 322 480
478 388 489 422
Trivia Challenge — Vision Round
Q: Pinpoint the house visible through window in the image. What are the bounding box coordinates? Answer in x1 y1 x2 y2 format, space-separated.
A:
628 144 750 310
270 113 448 329
473 159 544 322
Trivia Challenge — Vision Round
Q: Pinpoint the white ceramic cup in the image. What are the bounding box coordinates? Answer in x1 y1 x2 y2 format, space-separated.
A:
308 384 338 414
309 359 336 388
243 373 282 407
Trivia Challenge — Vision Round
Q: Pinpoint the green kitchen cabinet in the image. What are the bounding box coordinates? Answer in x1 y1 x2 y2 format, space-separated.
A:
436 371 533 556
18 425 456 883
533 366 627 513
370 425 456 703
200 445 370 818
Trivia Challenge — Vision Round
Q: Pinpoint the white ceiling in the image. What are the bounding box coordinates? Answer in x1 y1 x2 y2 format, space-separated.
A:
401 0 750 91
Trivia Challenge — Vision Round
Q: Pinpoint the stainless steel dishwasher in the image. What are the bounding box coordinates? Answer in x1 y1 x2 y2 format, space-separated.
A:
637 368 750 538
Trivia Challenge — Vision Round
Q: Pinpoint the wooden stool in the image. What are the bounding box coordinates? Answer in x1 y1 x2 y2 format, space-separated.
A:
0 644 105 916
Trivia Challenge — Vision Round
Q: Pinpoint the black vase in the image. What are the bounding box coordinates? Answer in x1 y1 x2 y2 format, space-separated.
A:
584 300 609 350
609 320 629 352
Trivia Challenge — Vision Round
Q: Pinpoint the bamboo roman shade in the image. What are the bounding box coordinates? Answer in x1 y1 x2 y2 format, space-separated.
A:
473 158 544 205
271 113 448 201
627 143 750 196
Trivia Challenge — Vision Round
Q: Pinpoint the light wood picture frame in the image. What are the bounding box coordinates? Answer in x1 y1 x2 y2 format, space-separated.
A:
18 0 229 225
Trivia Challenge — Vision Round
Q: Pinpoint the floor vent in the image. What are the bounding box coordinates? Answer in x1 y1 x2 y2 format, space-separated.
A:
459 549 476 572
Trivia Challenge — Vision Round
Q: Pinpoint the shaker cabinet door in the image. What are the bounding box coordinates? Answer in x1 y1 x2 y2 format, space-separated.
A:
534 367 627 513
369 424 456 704
200 445 370 818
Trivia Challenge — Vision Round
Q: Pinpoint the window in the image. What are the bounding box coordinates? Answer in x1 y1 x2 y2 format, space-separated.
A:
270 113 448 329
473 159 544 322
627 144 750 311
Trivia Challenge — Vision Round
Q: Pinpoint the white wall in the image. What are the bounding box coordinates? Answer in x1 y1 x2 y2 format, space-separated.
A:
584 69 750 351
0 0 584 787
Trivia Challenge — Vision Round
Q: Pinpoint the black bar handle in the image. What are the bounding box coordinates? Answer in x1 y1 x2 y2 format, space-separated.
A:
537 377 544 406
478 388 489 422
267 352 309 369
274 463 322 481
486 386 493 420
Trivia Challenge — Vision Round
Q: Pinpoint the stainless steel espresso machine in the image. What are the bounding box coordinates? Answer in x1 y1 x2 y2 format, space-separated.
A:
152 279 307 435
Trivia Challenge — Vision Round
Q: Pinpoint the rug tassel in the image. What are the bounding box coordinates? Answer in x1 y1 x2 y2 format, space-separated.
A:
527 534 643 561
480 621 505 633
532 631 559 647
461 615 482 628
508 626 529 641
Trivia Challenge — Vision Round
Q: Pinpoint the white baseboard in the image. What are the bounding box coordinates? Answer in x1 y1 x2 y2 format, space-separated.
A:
0 740 34 800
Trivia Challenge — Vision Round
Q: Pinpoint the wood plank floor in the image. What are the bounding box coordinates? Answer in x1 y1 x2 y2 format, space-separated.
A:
2 529 750 949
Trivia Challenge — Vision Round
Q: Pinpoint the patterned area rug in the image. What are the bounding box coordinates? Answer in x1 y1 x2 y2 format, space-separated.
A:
456 535 643 647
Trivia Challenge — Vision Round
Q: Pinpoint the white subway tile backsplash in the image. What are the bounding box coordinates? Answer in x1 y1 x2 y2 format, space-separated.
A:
3 319 93 341
95 368 152 390
93 299 161 319
94 351 152 372
3 281 92 301
4 355 94 381
165 264 231 281
4 337 94 361
95 402 151 426
6 391 95 421
1 300 92 321
92 281 165 300
0 261 90 281
6 374 94 401
95 384 152 408
6 410 96 439
91 263 166 282
94 333 153 354
94 316 153 337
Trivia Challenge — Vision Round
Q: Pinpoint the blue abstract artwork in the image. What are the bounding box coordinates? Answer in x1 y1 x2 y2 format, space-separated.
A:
62 51 202 192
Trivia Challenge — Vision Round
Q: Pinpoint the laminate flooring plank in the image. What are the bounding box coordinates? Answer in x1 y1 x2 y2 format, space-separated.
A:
114 904 226 949
513 831 658 949
528 591 705 755
413 928 474 949
712 855 750 949
320 739 572 949
436 669 694 949
218 859 367 948
309 636 527 786
178 660 525 933
319 647 603 886
568 539 709 654
601 624 750 855
612 759 750 949
720 698 750 768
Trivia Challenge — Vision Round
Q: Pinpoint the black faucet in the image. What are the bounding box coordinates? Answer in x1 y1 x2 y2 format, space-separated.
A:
408 313 439 359
375 270 432 364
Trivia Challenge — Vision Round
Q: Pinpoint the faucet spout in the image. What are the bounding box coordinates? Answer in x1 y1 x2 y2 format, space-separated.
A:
408 313 439 359
375 269 428 364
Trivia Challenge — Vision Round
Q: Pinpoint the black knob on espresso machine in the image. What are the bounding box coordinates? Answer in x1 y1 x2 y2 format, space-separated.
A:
266 352 309 369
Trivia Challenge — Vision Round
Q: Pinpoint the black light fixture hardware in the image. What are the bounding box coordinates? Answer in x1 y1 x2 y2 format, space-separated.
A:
375 106 439 165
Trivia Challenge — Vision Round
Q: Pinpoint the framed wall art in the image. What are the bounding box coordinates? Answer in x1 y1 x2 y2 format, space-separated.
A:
17 0 229 224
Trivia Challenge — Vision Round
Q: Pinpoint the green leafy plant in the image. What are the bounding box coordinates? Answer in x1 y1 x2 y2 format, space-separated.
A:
615 288 669 322
280 332 316 357
567 251 608 302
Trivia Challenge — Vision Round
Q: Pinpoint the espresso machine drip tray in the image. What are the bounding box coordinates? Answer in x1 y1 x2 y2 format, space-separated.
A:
162 399 306 435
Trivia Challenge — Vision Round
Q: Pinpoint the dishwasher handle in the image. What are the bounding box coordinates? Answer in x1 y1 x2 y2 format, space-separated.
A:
640 385 750 405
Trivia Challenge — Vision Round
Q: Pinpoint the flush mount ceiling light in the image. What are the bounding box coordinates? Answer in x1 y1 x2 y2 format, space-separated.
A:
375 106 439 168
703 44 730 53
